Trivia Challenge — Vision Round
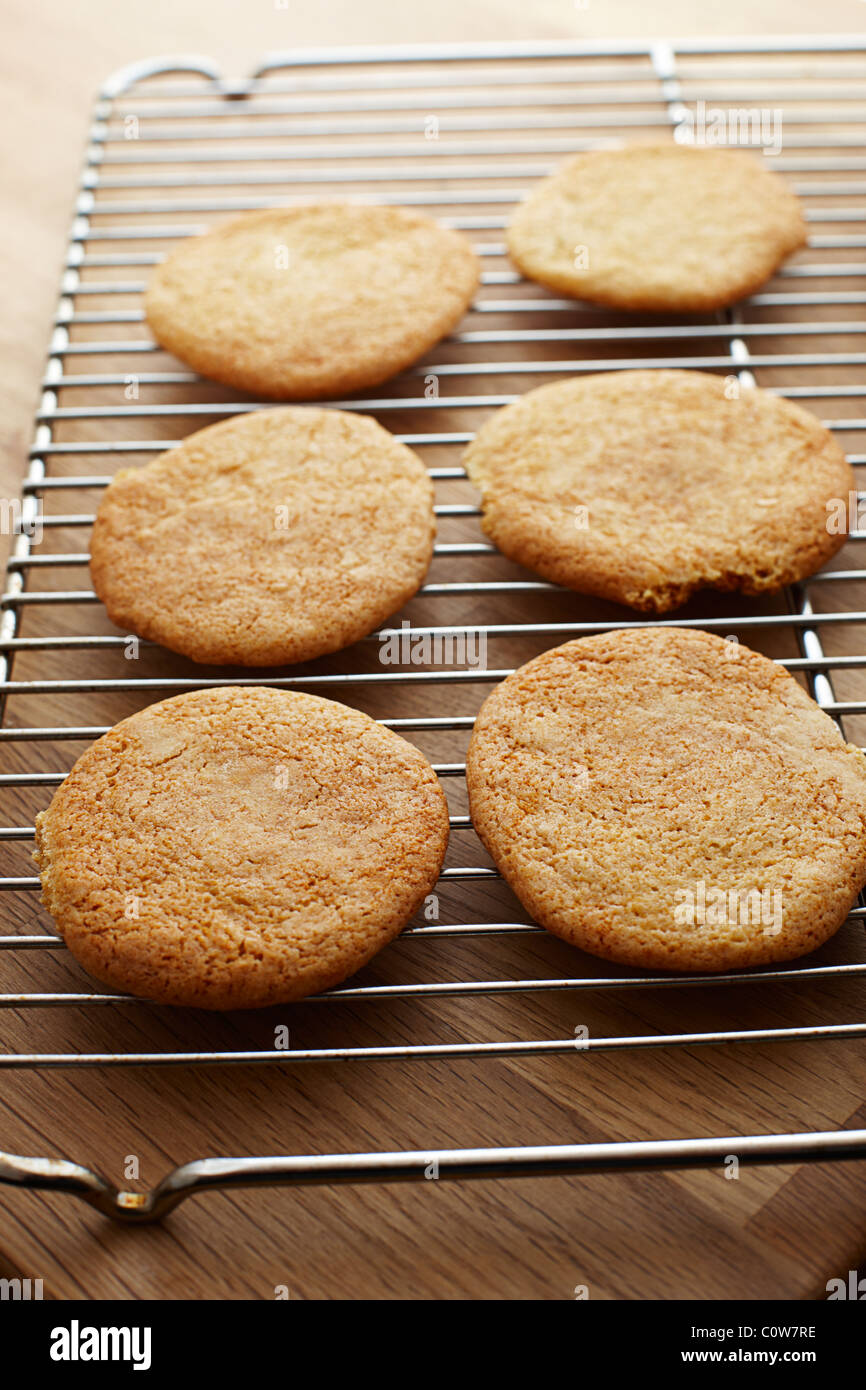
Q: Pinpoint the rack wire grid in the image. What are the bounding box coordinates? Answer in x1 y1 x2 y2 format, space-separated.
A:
2 34 866 1225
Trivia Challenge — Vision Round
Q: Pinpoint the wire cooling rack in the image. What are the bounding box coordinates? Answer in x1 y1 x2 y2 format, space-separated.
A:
2 35 866 1223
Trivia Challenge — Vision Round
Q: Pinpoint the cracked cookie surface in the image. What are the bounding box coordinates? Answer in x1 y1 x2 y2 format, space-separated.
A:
35 686 450 1009
506 144 807 311
144 203 480 397
467 628 866 971
90 406 435 666
462 369 852 613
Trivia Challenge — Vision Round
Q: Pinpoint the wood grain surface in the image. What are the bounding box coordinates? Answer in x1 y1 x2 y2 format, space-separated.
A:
2 1 866 1302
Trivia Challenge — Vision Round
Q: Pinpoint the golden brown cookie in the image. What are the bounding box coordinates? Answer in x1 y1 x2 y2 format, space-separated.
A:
34 687 449 1009
506 145 807 311
144 203 480 398
463 369 852 613
467 628 866 973
90 406 435 666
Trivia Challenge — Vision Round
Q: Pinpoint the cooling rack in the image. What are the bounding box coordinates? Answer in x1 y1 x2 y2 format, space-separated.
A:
2 35 866 1225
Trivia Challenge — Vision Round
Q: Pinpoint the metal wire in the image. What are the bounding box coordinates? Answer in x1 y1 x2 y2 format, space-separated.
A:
2 36 866 1219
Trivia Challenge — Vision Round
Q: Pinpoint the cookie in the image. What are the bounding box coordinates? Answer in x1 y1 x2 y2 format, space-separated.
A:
506 145 807 311
34 687 449 1009
144 203 480 398
90 406 435 666
467 628 866 973
463 369 852 613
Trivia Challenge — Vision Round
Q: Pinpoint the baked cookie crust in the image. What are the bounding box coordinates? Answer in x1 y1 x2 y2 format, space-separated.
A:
506 145 807 312
90 406 435 666
35 687 450 1009
463 369 852 613
467 628 866 972
144 203 480 398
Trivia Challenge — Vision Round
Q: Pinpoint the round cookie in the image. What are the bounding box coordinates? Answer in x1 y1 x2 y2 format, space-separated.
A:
463 369 852 613
506 145 807 311
90 406 435 666
34 687 450 1009
467 628 866 973
144 203 480 398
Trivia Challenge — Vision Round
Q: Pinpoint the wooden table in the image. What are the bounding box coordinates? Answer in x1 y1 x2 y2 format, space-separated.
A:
2 1 866 1301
